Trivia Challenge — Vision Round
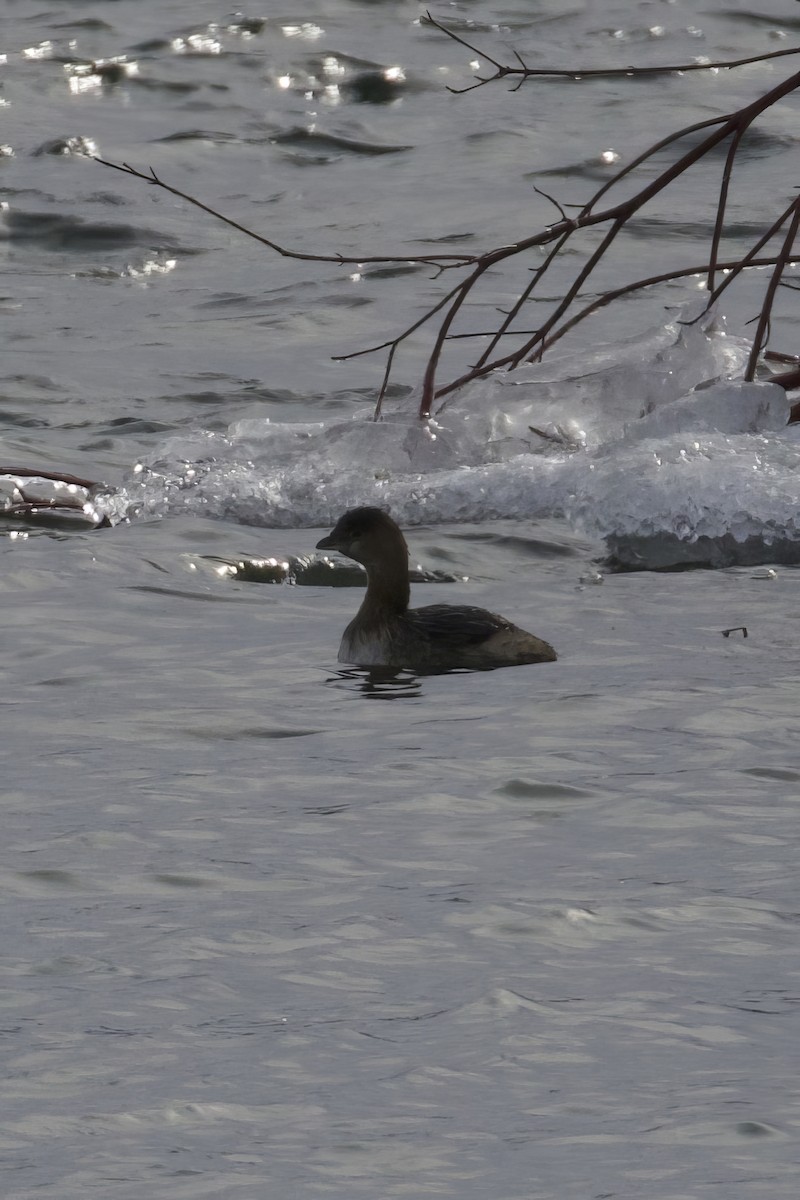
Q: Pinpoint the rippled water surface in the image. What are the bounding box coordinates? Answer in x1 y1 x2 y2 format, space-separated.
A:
3 1 800 1197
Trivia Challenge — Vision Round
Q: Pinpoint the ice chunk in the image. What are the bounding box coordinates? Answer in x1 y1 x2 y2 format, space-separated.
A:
623 380 788 442
99 309 800 569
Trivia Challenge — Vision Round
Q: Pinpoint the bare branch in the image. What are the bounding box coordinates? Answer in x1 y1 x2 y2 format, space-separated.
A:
1 466 110 526
95 41 800 419
425 10 800 86
532 184 570 223
422 11 504 72
689 197 800 320
0 465 103 490
94 157 477 269
471 229 572 372
443 257 785 347
775 368 800 390
745 197 800 380
420 262 492 415
417 67 800 402
707 131 741 292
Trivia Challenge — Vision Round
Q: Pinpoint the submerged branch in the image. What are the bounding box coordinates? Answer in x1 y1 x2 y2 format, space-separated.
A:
0 466 110 527
0 465 103 490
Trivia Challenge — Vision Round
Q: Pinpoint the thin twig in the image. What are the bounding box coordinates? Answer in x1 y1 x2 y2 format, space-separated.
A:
443 257 784 345
95 45 800 418
689 197 800 320
708 128 744 292
93 158 477 269
420 262 493 416
472 229 572 371
422 68 800 400
745 197 800 380
425 11 800 90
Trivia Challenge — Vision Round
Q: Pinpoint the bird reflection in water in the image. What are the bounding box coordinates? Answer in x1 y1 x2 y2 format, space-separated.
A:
326 665 422 699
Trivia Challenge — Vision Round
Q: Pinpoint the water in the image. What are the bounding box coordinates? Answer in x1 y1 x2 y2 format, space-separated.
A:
3 2 800 1196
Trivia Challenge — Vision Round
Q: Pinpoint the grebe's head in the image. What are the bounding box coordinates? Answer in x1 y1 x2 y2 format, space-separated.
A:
316 507 408 568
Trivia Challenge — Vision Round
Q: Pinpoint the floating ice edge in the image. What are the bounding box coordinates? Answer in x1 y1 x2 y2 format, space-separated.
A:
103 312 799 569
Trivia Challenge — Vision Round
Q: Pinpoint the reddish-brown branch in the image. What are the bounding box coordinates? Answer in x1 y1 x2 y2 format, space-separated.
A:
745 197 800 381
692 198 800 320
96 40 800 421
439 256 784 362
472 227 572 372
419 262 493 415
708 128 744 292
1 467 110 526
0 466 102 490
418 68 800 402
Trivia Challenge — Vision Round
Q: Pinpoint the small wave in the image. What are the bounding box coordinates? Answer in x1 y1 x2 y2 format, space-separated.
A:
0 209 180 251
269 126 413 156
157 129 243 145
189 552 464 587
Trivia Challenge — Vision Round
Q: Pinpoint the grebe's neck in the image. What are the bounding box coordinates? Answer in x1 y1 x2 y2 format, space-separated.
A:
360 547 410 618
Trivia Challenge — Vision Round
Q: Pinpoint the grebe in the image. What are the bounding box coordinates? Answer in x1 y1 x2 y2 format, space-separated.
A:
316 507 557 671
